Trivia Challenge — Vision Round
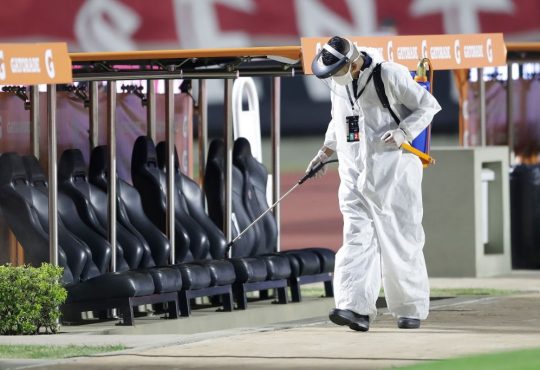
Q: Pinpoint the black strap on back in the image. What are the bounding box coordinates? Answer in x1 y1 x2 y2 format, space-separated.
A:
372 63 401 126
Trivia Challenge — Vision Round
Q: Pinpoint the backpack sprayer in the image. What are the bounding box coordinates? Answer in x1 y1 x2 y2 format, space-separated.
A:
372 57 436 167
226 158 338 252
408 57 435 167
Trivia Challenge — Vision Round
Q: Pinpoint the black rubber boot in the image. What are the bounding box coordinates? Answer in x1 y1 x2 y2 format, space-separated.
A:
329 308 369 332
397 317 421 329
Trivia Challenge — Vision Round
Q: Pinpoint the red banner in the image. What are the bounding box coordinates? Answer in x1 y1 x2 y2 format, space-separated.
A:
0 0 537 52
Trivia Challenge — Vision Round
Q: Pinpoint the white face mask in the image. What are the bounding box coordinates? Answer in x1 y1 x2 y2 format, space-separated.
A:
332 63 353 86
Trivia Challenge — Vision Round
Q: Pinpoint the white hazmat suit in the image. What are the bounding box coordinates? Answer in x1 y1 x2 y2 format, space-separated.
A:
322 49 441 322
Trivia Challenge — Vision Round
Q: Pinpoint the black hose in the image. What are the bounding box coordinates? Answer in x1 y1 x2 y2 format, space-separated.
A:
298 159 339 184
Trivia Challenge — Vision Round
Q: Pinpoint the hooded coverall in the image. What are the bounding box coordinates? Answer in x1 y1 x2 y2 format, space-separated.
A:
324 49 441 321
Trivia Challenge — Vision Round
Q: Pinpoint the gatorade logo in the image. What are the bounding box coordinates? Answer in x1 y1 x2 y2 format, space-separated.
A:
421 40 428 59
44 49 55 79
486 38 493 63
0 51 6 81
387 41 394 61
454 39 462 65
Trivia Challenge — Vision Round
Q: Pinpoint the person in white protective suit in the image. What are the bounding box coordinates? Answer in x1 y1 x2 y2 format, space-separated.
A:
307 36 441 332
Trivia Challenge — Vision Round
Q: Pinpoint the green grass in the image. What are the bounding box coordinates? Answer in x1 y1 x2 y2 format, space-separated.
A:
398 347 540 370
0 344 125 359
300 286 521 298
428 288 521 297
299 286 331 297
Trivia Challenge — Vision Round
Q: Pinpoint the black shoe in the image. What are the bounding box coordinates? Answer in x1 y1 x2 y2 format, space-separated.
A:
397 317 421 329
329 308 369 332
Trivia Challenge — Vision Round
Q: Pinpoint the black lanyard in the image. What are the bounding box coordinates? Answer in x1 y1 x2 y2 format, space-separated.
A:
346 68 376 111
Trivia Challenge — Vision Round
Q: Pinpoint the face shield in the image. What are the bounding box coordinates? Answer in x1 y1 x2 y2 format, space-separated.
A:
311 38 360 99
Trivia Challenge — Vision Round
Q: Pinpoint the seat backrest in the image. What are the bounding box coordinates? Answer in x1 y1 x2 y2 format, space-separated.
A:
132 136 193 262
156 141 228 259
0 153 60 268
88 145 108 190
133 137 211 261
204 139 260 257
151 148 204 261
131 136 167 228
58 149 109 233
90 145 171 266
0 153 86 284
233 137 277 255
59 149 146 270
23 155 113 275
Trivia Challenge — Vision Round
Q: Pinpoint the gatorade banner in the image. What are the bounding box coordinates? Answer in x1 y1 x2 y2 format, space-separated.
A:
301 33 507 72
0 43 71 85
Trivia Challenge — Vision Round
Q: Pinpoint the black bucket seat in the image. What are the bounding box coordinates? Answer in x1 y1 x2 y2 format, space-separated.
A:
0 153 175 325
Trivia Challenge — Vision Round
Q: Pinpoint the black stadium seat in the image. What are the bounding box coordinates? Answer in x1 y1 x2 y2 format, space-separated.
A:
23 154 182 319
129 140 238 315
153 138 290 309
89 145 234 315
0 153 177 325
188 140 293 308
208 138 335 302
23 155 113 274
57 149 182 298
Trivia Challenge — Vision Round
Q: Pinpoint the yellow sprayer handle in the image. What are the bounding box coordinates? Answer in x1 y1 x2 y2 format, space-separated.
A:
401 142 436 167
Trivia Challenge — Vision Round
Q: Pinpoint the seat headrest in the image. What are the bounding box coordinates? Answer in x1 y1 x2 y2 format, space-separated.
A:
89 145 108 189
22 155 47 188
132 136 158 169
58 149 87 183
207 139 225 164
155 141 180 172
233 137 253 164
0 153 28 187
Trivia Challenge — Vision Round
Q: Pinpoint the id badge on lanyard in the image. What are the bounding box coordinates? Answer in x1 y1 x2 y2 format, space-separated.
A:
345 69 376 143
346 115 360 142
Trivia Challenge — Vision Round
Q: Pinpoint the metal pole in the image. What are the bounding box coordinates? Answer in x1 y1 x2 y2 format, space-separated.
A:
198 79 208 188
73 69 299 83
479 67 486 147
147 79 156 141
107 81 117 272
47 85 58 266
506 63 514 163
89 81 99 148
271 77 281 252
30 86 40 159
224 79 234 252
165 79 176 264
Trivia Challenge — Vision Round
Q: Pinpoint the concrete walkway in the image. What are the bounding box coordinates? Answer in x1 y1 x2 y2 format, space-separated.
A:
2 271 540 370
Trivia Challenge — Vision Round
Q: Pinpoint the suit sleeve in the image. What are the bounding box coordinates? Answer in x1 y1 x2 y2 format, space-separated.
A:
387 66 441 141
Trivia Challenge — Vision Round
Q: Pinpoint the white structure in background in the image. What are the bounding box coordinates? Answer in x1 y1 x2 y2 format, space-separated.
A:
481 168 495 245
232 77 272 204
232 78 262 162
